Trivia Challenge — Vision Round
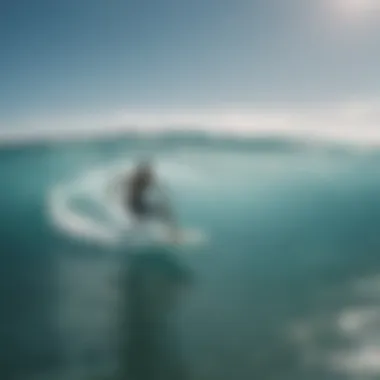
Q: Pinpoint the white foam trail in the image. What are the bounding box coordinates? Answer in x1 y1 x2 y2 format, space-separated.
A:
49 185 119 246
47 157 208 248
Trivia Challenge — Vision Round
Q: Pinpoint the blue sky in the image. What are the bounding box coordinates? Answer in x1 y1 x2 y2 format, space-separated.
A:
1 0 380 139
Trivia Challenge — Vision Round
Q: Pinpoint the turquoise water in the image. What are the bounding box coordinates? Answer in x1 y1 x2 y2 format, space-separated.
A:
2 134 380 379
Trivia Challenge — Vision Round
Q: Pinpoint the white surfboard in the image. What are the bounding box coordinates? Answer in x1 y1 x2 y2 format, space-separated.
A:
154 227 207 246
126 222 207 247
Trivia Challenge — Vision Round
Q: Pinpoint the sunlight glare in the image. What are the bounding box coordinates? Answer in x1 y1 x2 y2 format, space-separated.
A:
332 0 380 23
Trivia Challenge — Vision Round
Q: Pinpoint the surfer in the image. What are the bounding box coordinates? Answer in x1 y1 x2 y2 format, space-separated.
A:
124 161 177 237
107 160 204 246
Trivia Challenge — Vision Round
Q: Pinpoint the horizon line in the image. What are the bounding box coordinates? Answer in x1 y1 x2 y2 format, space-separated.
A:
1 101 380 147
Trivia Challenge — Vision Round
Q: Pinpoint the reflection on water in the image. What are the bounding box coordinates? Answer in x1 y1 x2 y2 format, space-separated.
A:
52 247 193 380
291 274 380 379
120 249 193 380
55 250 119 379
19 239 380 380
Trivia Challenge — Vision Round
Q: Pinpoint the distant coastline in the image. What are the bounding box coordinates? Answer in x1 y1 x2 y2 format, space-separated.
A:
0 126 378 153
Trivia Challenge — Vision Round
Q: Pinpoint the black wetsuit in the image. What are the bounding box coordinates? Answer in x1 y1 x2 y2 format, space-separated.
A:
127 172 152 218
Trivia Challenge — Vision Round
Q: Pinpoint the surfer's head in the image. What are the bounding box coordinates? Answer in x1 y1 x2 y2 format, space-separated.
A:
137 159 153 177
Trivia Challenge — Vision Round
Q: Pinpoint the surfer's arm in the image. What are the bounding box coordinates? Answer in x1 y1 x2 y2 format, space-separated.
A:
154 181 177 222
107 174 128 199
155 181 171 204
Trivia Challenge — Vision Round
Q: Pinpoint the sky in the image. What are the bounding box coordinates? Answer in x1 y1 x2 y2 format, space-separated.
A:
1 0 380 141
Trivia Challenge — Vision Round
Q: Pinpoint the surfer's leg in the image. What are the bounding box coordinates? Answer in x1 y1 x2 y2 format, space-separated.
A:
127 200 149 235
150 202 180 241
150 202 173 224
130 199 178 240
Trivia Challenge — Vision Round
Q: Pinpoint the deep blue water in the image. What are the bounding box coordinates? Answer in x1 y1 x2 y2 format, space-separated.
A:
2 134 380 380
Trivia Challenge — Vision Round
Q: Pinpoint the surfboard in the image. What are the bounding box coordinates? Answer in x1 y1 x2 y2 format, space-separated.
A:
127 222 207 247
154 227 207 246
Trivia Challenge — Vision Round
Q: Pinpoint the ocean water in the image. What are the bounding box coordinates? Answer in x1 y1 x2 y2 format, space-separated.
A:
2 132 380 380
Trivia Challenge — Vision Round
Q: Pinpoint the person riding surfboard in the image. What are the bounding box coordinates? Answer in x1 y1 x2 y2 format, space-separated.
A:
120 160 178 241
